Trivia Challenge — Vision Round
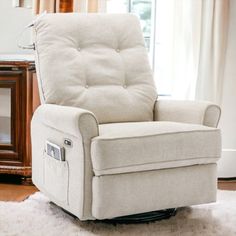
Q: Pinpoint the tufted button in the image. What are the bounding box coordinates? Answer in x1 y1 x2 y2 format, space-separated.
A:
85 85 89 88
116 48 120 53
123 84 127 88
77 47 81 51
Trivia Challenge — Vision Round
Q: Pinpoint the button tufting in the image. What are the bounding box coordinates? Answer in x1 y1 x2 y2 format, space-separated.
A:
116 48 120 53
85 85 89 88
123 84 127 88
77 47 81 51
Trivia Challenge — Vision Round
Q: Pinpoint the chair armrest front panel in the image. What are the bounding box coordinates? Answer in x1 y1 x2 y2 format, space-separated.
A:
31 104 98 220
154 100 221 128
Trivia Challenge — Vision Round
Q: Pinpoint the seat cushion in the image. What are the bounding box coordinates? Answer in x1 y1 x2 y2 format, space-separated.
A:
91 121 221 176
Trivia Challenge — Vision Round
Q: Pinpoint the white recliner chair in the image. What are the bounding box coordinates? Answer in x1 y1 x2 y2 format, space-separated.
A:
31 13 221 221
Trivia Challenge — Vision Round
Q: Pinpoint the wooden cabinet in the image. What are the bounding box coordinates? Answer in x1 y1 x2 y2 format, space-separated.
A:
0 55 40 183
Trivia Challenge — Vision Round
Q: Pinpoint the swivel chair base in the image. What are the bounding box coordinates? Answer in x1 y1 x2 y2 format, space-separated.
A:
100 208 177 224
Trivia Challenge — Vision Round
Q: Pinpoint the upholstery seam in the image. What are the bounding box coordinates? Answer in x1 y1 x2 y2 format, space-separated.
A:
34 26 46 102
93 163 217 177
93 129 220 142
93 156 220 174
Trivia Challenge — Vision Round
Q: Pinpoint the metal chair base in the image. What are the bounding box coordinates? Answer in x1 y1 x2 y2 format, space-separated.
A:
99 208 177 224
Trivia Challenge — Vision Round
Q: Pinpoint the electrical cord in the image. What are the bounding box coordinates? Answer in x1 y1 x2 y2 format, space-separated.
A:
17 11 47 50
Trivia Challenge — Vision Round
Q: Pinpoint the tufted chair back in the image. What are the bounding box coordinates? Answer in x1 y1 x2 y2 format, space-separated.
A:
34 13 157 123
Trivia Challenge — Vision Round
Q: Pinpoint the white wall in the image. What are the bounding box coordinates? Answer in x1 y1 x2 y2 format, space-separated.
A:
218 0 236 177
0 0 33 54
0 0 33 121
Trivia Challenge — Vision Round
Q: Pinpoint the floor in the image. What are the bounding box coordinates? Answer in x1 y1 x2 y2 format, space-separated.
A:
218 179 236 191
0 183 38 201
0 175 38 201
0 176 235 202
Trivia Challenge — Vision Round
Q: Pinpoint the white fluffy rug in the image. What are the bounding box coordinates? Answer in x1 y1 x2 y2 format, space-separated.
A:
0 190 236 236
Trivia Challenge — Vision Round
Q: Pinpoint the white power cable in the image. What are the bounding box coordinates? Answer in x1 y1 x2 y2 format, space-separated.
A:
17 11 47 50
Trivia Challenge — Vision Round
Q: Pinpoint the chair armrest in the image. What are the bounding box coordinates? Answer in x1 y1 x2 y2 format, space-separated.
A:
32 104 99 139
31 104 99 220
154 100 221 128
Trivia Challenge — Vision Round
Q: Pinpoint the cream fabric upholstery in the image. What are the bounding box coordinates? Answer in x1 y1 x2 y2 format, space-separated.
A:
91 121 221 176
92 164 217 219
154 100 221 128
34 104 98 137
32 104 98 220
34 13 157 124
32 13 221 221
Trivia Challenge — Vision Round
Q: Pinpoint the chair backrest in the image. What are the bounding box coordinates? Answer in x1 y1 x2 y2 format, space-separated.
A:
34 13 157 123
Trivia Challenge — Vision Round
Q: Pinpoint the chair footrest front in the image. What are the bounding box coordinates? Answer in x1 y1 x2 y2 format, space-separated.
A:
92 164 217 220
